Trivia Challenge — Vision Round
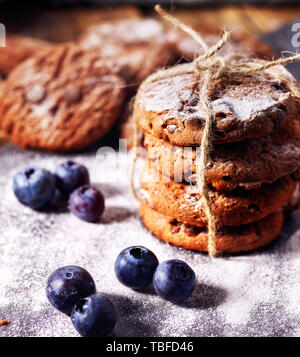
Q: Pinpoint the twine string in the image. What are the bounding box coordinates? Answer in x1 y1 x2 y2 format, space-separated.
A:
130 4 300 256
130 104 140 201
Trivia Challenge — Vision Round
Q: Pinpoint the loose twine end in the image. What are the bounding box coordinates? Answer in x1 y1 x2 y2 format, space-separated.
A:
131 5 300 257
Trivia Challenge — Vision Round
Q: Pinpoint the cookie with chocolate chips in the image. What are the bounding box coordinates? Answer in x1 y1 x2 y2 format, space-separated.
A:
0 43 126 152
144 130 300 191
140 166 296 227
0 35 52 77
135 65 300 146
140 200 284 253
79 18 177 91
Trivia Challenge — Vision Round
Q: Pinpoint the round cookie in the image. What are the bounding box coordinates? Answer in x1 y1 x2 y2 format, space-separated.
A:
144 131 300 191
79 18 177 89
0 43 126 152
135 65 300 146
0 35 51 77
140 166 296 227
140 201 284 253
167 24 274 61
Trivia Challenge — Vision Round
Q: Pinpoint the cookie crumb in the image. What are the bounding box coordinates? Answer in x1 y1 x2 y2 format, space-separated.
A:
0 320 9 326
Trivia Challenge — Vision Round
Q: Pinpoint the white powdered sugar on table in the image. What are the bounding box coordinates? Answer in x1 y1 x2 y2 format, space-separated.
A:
0 142 300 337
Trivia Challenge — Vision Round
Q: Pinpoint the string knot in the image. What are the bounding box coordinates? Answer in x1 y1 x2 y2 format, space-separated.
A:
195 57 227 79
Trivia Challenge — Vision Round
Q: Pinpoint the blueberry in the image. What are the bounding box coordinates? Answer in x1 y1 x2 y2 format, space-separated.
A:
153 260 195 303
68 185 105 222
13 167 56 210
46 265 96 315
55 161 89 197
71 293 117 337
115 246 159 290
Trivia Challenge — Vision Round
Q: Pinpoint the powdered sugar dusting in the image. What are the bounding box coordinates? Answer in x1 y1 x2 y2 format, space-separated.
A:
212 95 277 122
0 143 300 337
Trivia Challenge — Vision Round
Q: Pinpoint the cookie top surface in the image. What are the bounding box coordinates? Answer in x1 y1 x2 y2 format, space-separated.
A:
0 43 126 152
168 25 275 61
79 18 176 86
0 35 51 76
136 65 300 145
140 166 296 227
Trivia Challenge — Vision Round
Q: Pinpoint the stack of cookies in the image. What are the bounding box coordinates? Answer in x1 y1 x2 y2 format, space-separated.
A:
135 64 300 253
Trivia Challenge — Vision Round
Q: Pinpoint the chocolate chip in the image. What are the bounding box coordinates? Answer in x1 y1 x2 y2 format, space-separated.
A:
216 112 227 119
184 224 204 236
188 108 199 114
64 86 82 104
176 103 184 112
50 105 59 116
272 83 289 93
166 125 177 134
248 204 259 214
26 84 46 103
222 175 232 182
170 220 182 234
186 116 201 126
187 96 198 106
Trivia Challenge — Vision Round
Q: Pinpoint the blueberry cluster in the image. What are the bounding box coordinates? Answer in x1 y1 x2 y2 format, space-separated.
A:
115 246 196 304
46 247 195 336
46 266 117 337
13 161 105 222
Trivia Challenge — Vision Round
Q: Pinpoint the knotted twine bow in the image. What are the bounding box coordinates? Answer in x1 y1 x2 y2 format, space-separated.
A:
130 5 300 256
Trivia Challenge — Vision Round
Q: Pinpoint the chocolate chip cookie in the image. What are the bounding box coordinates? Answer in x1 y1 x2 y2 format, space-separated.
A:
140 201 284 253
0 43 126 152
144 131 300 191
136 65 300 146
79 18 176 89
0 35 51 77
140 166 296 227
